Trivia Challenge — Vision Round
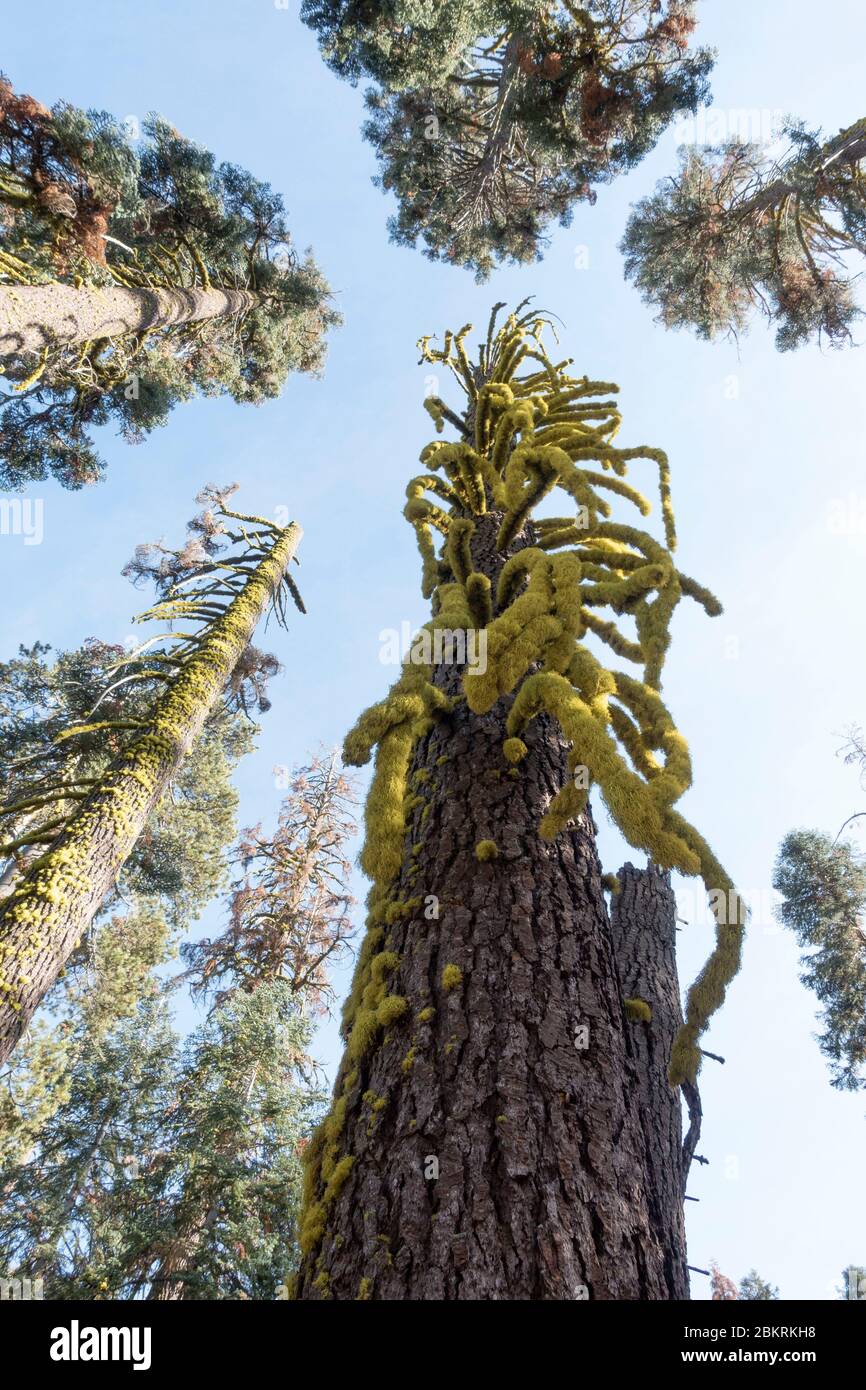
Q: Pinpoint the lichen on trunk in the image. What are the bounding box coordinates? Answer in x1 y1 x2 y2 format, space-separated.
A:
0 501 303 1063
295 302 743 1300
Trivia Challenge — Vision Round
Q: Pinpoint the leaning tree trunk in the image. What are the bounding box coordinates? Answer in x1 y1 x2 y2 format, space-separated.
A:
296 513 689 1301
0 523 301 1064
0 283 256 358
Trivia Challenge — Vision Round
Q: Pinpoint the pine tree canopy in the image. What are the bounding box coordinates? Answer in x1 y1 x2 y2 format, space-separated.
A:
773 827 866 1092
302 2 713 279
0 903 173 1171
621 117 866 349
738 1269 780 1300
0 904 178 1295
0 75 341 488
710 1264 780 1299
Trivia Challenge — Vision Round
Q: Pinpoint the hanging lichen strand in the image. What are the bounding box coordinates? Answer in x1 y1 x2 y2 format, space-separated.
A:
0 494 304 1063
298 302 743 1269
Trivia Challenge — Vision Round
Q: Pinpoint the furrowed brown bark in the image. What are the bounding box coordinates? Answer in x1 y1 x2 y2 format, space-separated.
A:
0 283 255 358
610 861 691 1292
297 515 690 1301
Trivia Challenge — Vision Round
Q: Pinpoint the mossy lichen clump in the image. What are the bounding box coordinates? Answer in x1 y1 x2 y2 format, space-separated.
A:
503 737 528 764
441 963 463 992
475 840 499 862
299 1152 354 1257
624 997 652 1023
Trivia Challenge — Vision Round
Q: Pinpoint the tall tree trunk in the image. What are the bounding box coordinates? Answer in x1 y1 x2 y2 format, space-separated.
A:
297 513 688 1301
0 524 302 1064
609 862 692 1271
0 283 256 359
454 35 524 233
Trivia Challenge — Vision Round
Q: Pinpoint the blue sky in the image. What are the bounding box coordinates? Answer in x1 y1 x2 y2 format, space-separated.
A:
3 1 866 1299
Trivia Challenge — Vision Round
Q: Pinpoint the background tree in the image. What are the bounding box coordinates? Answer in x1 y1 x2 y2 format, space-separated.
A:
840 1265 866 1300
303 2 713 279
0 486 304 1062
0 905 177 1297
738 1269 779 1300
295 303 744 1301
773 828 866 1092
709 1262 738 1300
141 754 357 1300
709 1264 778 1299
621 116 866 350
179 753 357 1012
773 724 866 1093
0 756 357 1300
141 982 320 1301
0 75 340 487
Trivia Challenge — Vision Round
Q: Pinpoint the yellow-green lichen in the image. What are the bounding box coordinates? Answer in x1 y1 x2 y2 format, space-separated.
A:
441 963 463 992
299 1153 354 1256
624 997 652 1023
362 1090 388 1113
503 736 528 764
